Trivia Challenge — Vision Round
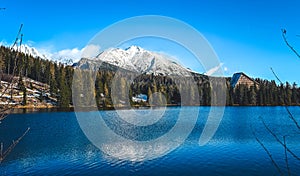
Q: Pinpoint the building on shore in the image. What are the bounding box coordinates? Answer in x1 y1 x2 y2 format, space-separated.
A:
231 72 259 88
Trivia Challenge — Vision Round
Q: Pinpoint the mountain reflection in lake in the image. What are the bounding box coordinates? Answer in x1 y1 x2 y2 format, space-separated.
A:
1 107 300 176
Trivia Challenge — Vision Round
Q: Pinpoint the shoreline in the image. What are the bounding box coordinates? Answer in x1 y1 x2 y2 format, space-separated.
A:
8 104 300 114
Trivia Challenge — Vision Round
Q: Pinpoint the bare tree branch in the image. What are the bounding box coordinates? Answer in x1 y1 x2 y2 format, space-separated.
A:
283 136 291 176
281 29 300 59
0 127 30 163
257 29 300 175
251 125 283 175
270 67 300 131
270 67 283 84
0 24 30 163
259 116 300 161
0 24 24 122
11 24 23 50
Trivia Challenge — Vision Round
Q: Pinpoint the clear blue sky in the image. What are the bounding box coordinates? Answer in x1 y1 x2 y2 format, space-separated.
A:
1 0 300 83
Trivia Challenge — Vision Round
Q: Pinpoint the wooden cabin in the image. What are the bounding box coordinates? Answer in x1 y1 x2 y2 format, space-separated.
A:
231 72 259 88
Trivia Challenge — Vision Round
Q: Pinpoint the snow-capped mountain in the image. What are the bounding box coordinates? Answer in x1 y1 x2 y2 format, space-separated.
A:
12 44 49 60
78 46 193 76
10 44 195 76
11 44 77 65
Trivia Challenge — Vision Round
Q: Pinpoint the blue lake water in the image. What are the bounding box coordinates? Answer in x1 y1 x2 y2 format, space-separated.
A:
1 107 300 175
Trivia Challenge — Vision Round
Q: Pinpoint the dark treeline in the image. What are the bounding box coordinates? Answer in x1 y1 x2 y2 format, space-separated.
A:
0 46 73 107
72 69 217 108
1 46 300 108
227 79 300 106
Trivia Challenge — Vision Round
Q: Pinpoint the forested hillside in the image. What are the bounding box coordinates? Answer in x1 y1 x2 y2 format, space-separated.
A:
0 46 73 107
1 45 299 108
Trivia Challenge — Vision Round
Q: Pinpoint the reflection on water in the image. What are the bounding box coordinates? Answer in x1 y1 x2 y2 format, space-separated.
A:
76 107 199 161
1 107 300 175
116 108 167 126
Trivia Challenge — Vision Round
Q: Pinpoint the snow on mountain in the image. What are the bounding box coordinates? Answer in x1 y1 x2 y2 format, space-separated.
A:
12 44 78 65
50 48 82 65
78 46 193 76
13 44 49 60
11 44 195 76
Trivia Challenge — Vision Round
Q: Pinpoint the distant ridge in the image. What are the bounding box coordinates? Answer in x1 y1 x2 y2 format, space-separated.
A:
77 46 195 76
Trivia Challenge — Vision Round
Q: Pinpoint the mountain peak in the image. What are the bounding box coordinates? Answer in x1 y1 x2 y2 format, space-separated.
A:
12 44 49 61
125 45 143 52
10 44 79 65
79 45 193 76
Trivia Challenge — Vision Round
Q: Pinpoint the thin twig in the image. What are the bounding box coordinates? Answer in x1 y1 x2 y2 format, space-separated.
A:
282 29 300 59
0 127 30 163
270 67 283 84
283 136 291 176
11 24 23 50
0 24 29 164
251 125 283 175
270 67 300 131
0 24 24 122
259 116 300 161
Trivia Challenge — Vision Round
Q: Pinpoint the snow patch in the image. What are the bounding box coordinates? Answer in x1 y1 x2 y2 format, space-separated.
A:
79 46 193 76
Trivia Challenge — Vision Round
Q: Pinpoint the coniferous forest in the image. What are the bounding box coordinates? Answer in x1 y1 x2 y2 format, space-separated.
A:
1 45 300 108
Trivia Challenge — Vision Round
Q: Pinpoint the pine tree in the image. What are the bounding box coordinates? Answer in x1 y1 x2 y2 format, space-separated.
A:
249 86 256 105
58 67 70 107
285 82 292 105
291 82 298 105
22 86 27 106
278 83 285 105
